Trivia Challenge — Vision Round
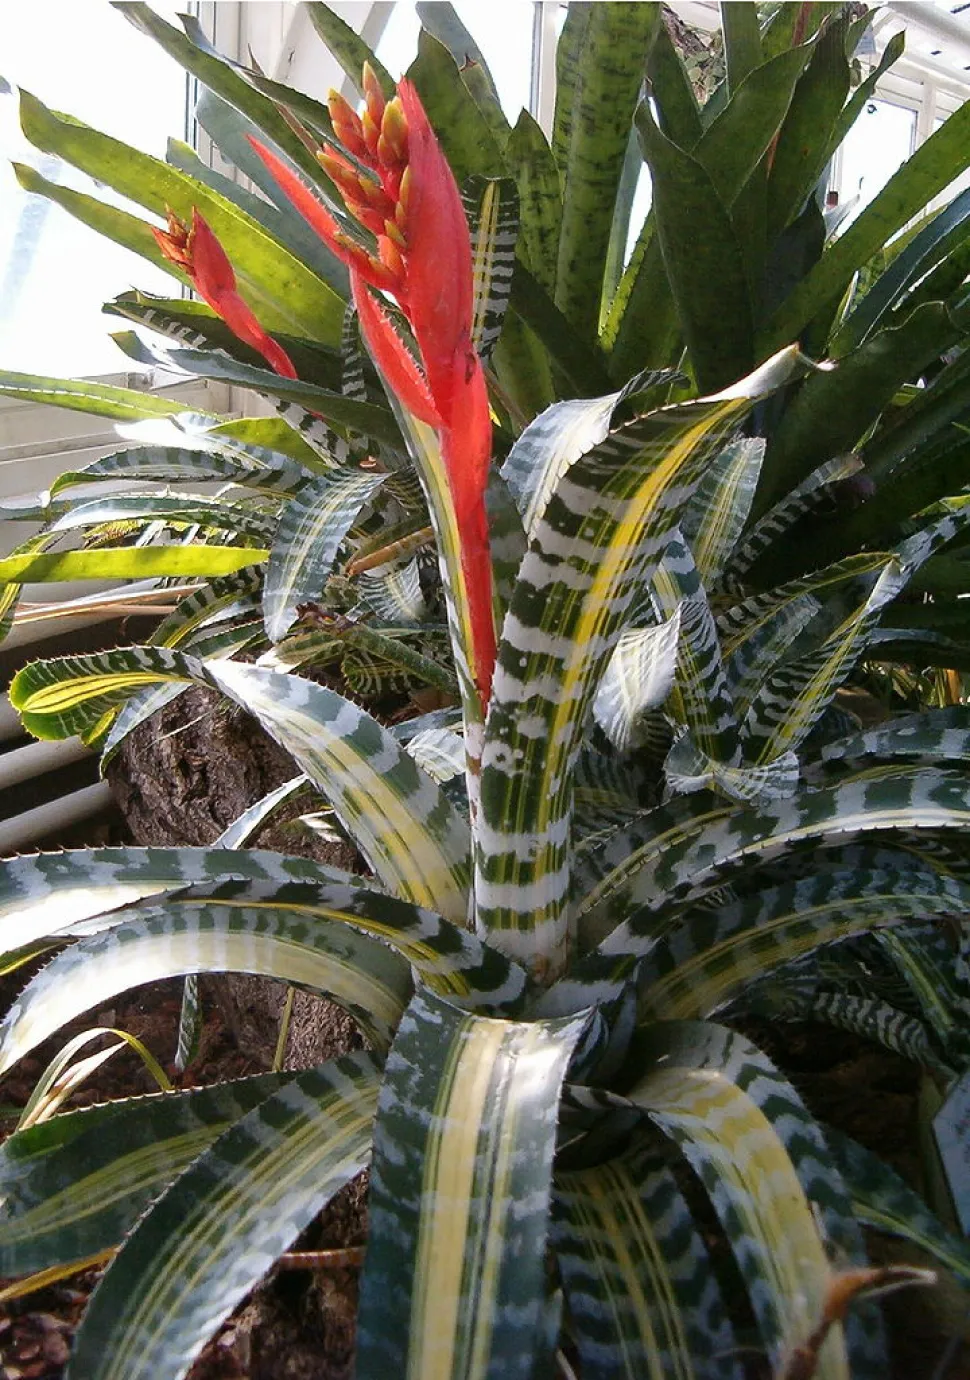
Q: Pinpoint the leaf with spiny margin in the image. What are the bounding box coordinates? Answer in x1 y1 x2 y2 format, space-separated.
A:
652 532 738 764
478 349 801 974
593 611 681 754
825 1125 970 1289
0 1071 296 1276
404 728 465 785
19 91 344 346
729 454 864 582
552 1140 741 1380
0 370 208 424
663 732 799 803
809 706 970 776
0 900 415 1076
263 471 385 641
357 560 428 625
745 504 970 762
356 986 589 1380
10 652 471 920
47 494 276 546
572 765 970 967
623 1021 883 1378
635 864 970 1025
214 777 308 850
66 1053 379 1380
462 176 518 367
174 973 201 1072
681 436 764 586
50 445 306 498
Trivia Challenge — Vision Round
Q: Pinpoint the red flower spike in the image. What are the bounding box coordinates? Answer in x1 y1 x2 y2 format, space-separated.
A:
153 210 297 379
327 90 369 162
249 76 497 712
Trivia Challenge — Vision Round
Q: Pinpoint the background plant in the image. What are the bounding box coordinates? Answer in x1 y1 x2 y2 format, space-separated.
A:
3 4 970 1378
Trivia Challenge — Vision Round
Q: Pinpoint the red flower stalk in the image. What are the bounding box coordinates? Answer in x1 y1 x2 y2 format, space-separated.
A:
152 208 297 380
248 69 495 711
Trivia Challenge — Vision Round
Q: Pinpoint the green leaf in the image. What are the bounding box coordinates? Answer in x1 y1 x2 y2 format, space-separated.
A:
552 1141 740 1380
50 444 304 498
636 863 970 1024
635 101 754 392
551 3 661 341
305 2 395 97
0 903 414 1075
48 493 276 545
408 29 505 182
263 471 385 640
479 349 800 976
505 111 562 297
825 1125 970 1288
18 90 344 345
11 650 472 921
0 1072 295 1276
763 86 970 353
66 1054 379 1380
721 3 762 94
623 1022 882 1377
0 370 201 423
356 987 590 1379
759 302 965 508
0 547 267 586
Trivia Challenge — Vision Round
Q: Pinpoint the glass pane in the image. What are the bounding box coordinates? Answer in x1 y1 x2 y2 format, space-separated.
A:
376 1 536 122
0 0 188 378
834 98 917 225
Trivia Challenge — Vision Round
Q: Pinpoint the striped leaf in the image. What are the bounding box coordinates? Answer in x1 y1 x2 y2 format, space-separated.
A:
150 569 265 648
810 707 970 775
49 444 307 498
48 493 277 546
552 1140 741 1380
825 1125 970 1289
593 611 681 754
681 435 764 586
263 470 385 640
357 987 590 1379
11 651 472 920
730 455 865 582
0 1072 296 1275
624 1022 882 1378
357 560 429 625
478 349 801 975
214 776 309 850
462 176 518 366
0 900 415 1074
635 864 970 1024
0 369 209 424
663 733 799 804
66 1053 379 1380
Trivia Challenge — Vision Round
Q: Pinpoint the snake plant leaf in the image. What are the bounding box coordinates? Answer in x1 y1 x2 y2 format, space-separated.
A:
762 91 970 354
305 2 395 99
263 471 385 640
721 2 762 94
10 650 472 919
356 986 590 1379
18 91 345 346
0 1071 296 1276
66 1053 379 1380
551 3 661 342
0 546 267 587
759 302 965 508
652 533 738 765
506 110 562 297
623 1021 883 1379
577 765 970 963
635 101 754 393
836 184 970 354
825 1125 970 1289
415 2 498 101
551 1140 741 1380
593 612 681 754
479 348 801 975
0 369 205 423
0 901 415 1076
115 2 334 192
765 11 852 241
636 863 970 1025
680 436 765 586
462 176 519 366
408 29 505 182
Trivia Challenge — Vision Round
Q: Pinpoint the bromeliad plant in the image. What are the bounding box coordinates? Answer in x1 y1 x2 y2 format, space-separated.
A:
7 4 970 1378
